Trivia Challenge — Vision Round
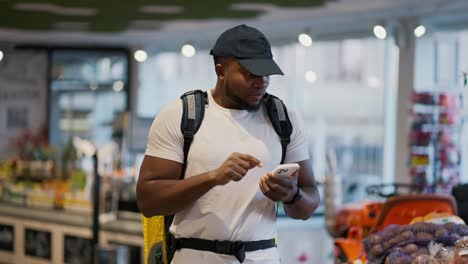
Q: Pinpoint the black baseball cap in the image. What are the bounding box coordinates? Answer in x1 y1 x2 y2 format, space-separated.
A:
210 24 284 76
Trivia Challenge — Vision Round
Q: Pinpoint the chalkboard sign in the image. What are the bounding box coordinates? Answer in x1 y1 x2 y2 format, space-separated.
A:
64 235 93 264
25 228 51 260
0 224 14 252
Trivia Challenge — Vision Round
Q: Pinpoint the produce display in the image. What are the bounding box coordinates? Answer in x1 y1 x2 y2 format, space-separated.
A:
364 220 468 264
0 130 92 212
454 236 468 264
409 91 463 193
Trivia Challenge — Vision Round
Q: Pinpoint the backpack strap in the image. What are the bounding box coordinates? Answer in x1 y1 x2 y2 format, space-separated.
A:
180 89 208 179
165 90 207 263
263 93 293 164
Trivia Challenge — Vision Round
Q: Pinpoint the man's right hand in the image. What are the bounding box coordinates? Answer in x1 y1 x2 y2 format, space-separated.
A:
211 152 263 186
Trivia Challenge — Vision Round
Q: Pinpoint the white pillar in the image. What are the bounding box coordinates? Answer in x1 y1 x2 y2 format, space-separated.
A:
394 19 417 184
382 24 399 184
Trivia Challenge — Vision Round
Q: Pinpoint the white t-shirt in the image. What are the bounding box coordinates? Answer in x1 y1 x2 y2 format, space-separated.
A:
145 90 309 264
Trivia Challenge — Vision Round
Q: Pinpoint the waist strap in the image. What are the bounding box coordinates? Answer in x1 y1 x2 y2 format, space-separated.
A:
174 238 276 263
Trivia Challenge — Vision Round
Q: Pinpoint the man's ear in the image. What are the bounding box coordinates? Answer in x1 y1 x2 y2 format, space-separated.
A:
215 64 224 80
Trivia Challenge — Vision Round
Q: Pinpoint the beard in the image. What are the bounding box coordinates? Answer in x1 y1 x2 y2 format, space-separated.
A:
225 88 262 111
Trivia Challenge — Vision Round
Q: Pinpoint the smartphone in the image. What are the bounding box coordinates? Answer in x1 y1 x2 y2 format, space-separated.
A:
271 163 300 179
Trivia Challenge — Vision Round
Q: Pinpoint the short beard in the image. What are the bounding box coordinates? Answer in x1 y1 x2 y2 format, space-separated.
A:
225 89 262 111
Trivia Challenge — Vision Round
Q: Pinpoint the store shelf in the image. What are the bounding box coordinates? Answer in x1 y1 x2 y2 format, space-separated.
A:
0 202 142 236
410 146 432 154
415 123 462 131
412 104 460 114
414 86 466 93
409 90 463 192
0 202 143 264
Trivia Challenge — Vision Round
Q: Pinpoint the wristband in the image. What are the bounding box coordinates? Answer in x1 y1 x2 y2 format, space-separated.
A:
283 188 302 205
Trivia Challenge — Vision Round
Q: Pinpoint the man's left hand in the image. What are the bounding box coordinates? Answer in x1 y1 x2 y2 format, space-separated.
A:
259 171 298 202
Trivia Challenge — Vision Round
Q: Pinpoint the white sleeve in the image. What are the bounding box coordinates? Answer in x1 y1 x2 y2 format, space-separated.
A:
145 100 184 163
283 109 310 163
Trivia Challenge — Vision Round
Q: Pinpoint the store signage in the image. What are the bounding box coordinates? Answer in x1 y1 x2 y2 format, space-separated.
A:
0 50 47 159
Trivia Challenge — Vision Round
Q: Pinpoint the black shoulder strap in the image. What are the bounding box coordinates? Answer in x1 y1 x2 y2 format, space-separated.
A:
180 90 208 179
263 93 293 164
166 90 208 264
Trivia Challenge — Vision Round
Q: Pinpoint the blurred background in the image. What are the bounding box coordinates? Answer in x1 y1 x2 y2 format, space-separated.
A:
0 0 468 263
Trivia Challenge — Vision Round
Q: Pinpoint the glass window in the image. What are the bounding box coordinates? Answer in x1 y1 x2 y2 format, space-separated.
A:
48 49 129 148
269 39 388 204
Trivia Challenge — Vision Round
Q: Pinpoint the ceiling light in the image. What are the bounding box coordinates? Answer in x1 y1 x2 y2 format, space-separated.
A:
134 50 148 62
181 44 196 58
298 33 313 47
414 25 426 38
305 71 317 83
113 80 124 92
373 25 387 40
0 51 3 62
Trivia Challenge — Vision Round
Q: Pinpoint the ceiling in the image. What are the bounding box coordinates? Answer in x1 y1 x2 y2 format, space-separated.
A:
1 0 468 49
0 0 326 32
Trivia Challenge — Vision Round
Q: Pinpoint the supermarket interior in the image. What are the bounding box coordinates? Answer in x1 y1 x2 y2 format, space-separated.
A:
1 0 468 263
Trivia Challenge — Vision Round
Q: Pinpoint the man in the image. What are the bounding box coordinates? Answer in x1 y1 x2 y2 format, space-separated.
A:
137 24 320 264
